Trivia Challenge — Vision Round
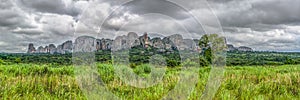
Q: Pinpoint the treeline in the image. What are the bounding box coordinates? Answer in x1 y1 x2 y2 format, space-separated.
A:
1 50 300 66
226 51 300 66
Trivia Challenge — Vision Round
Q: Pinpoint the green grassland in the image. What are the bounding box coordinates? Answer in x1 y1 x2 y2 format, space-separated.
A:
0 63 299 99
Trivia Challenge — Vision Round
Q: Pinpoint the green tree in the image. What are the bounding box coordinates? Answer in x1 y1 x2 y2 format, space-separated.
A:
199 34 227 66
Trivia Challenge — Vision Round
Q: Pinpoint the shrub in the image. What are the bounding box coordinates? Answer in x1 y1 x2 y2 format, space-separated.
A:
182 59 198 67
0 59 4 65
14 58 22 64
134 64 152 75
167 60 180 67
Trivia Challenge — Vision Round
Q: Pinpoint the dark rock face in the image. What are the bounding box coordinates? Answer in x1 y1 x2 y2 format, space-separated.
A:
62 40 73 53
48 44 56 54
96 39 112 51
139 33 150 48
27 43 36 53
227 44 237 51
162 37 175 50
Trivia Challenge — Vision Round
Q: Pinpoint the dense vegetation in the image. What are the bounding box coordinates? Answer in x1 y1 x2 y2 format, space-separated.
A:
1 51 299 66
0 63 299 99
227 51 300 66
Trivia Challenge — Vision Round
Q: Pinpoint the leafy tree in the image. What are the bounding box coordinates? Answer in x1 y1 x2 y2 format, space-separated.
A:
199 34 227 66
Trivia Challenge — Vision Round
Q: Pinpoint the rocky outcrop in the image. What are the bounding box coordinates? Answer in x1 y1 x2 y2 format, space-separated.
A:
227 44 237 51
227 44 253 52
28 40 73 54
151 37 164 48
62 41 73 53
48 44 56 54
27 43 36 53
139 33 150 48
27 32 253 54
36 46 47 53
238 46 253 52
112 32 141 51
54 40 73 54
74 36 96 52
96 39 113 51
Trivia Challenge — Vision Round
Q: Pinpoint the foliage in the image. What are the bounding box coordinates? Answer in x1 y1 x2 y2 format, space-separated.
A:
133 64 152 76
1 50 300 66
14 57 21 64
226 51 300 66
198 34 227 66
0 59 4 65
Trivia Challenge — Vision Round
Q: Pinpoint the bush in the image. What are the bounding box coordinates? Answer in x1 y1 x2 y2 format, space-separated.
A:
130 63 137 68
134 64 152 75
167 60 180 67
0 59 4 65
182 59 198 67
14 58 22 64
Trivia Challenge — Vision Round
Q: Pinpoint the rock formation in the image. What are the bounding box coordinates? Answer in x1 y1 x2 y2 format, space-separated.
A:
227 44 253 52
74 36 96 52
62 40 73 53
27 43 36 53
139 33 150 48
227 44 237 51
27 32 253 54
48 44 56 54
36 46 47 53
238 46 253 52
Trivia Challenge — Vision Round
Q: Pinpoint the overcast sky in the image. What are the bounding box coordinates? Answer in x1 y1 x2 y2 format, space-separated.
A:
0 0 299 53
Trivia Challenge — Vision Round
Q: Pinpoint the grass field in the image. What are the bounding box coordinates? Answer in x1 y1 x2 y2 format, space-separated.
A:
0 64 299 99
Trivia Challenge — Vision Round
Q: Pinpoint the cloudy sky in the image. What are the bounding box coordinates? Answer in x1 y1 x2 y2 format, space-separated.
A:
0 0 299 53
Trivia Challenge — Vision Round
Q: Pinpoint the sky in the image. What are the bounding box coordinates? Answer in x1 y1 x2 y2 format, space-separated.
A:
0 0 299 53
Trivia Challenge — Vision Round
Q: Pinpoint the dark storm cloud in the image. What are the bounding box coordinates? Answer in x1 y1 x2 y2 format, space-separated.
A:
98 0 205 38
209 0 300 31
125 0 190 20
17 0 81 17
205 0 300 51
0 0 35 29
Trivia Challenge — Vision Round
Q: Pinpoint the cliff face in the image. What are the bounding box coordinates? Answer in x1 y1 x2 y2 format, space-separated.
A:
74 36 96 52
27 32 253 54
27 43 36 53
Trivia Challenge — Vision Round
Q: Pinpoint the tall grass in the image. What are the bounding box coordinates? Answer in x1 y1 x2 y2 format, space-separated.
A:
0 64 299 99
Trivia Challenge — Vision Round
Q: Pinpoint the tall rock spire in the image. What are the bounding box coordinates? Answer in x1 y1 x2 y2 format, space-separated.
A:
27 43 36 53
